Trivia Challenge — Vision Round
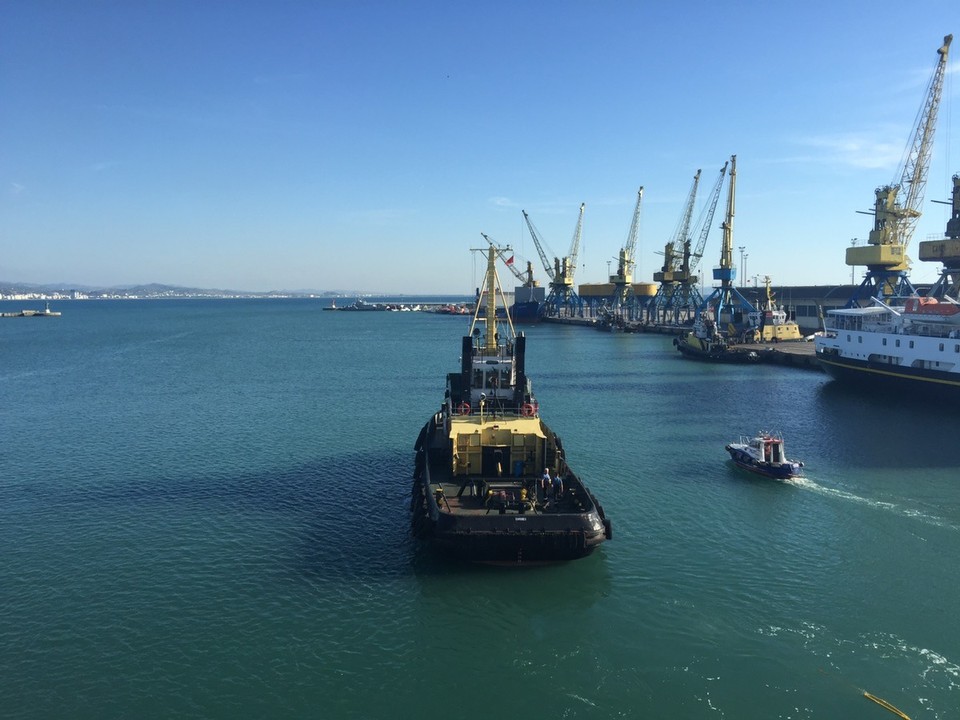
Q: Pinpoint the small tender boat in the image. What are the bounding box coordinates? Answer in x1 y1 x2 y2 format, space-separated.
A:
724 432 804 479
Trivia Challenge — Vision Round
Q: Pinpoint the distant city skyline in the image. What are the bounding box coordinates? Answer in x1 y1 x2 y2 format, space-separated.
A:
1 2 958 294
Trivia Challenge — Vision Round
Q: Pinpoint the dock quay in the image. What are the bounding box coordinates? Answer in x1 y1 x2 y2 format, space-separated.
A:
728 341 822 370
542 316 822 371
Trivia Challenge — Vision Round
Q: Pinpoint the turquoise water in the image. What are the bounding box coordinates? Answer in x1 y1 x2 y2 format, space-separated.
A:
1 299 957 719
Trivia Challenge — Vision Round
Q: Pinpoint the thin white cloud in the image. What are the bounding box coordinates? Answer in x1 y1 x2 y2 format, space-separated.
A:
91 160 120 172
774 129 906 170
10 182 25 195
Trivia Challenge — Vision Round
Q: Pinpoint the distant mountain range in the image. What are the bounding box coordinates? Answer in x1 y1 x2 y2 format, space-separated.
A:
0 281 364 298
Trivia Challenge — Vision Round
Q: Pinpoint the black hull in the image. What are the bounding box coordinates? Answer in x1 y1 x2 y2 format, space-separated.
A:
411 479 609 564
431 525 605 564
726 447 801 480
412 419 610 565
676 342 758 364
817 352 960 397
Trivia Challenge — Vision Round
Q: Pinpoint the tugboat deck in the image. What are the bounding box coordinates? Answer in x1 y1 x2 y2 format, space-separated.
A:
430 479 595 517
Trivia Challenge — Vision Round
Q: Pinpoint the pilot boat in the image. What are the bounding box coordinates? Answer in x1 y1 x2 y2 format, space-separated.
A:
410 247 611 563
725 431 804 479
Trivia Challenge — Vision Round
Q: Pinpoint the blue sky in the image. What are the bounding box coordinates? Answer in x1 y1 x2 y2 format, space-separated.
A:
1 1 957 293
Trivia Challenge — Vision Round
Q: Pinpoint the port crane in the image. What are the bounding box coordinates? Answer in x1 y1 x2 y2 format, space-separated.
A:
699 155 756 328
481 233 537 289
652 172 700 324
653 164 728 324
680 163 729 321
522 203 585 317
845 34 952 307
918 173 960 298
607 188 644 318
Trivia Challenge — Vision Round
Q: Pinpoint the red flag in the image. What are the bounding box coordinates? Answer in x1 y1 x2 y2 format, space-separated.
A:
506 255 515 266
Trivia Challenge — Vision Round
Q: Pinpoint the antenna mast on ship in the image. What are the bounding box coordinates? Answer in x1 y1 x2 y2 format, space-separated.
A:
469 245 516 351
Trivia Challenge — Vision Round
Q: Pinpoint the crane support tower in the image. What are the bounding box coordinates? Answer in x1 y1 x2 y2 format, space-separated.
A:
917 173 960 298
522 204 585 317
677 162 729 322
699 155 757 331
652 172 700 324
845 34 952 307
607 188 644 317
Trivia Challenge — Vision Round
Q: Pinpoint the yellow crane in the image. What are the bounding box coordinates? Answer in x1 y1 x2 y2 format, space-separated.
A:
845 34 952 306
521 204 585 316
608 188 644 315
699 155 756 327
653 172 700 324
918 173 960 298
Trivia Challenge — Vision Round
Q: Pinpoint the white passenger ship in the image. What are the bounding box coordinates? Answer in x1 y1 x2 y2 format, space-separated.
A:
815 296 960 394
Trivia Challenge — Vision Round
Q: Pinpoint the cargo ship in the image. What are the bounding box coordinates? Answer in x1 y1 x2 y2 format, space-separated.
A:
410 247 611 563
508 284 544 323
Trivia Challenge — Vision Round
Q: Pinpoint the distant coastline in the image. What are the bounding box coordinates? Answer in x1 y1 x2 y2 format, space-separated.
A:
0 282 427 302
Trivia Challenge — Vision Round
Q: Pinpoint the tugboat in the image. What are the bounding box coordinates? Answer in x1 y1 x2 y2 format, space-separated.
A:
724 432 804 479
411 246 612 563
674 309 759 362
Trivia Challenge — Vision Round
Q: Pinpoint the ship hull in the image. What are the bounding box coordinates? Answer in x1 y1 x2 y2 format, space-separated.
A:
816 350 960 396
675 336 759 363
412 418 610 564
429 517 606 564
509 301 542 324
496 301 542 323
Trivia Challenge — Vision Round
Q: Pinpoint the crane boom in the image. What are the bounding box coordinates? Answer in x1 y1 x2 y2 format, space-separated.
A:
522 210 556 281
481 233 527 285
670 172 701 272
623 191 642 272
565 203 586 284
897 34 952 247
848 34 952 270
719 155 737 275
688 162 729 274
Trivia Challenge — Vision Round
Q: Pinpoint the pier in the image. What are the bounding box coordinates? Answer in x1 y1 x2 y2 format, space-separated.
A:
542 315 822 371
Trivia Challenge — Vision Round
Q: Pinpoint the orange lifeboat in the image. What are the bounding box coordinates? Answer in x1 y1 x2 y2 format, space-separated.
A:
903 297 960 316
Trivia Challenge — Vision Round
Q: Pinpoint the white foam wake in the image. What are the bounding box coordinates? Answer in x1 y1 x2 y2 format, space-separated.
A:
782 476 958 531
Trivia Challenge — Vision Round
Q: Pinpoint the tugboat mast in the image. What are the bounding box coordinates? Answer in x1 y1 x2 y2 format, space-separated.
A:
469 245 516 351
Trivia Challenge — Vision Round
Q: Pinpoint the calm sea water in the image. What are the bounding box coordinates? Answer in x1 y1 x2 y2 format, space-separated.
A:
1 298 958 719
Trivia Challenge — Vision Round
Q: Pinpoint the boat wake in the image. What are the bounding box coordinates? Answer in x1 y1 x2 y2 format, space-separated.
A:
760 622 960 707
783 476 959 531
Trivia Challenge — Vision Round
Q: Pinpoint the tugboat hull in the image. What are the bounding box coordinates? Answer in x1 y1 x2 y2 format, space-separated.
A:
429 521 606 564
412 418 611 564
674 335 759 363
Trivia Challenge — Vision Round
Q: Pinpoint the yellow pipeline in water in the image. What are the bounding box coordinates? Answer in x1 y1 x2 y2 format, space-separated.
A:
863 691 911 720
